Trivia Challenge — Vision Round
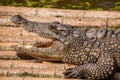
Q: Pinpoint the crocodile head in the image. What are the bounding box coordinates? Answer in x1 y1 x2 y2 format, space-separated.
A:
11 15 76 61
11 15 75 45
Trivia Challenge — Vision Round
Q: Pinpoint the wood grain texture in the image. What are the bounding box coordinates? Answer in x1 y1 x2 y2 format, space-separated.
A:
0 6 120 27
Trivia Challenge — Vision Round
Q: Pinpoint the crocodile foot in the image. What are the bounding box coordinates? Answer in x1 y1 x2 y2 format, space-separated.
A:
63 67 81 78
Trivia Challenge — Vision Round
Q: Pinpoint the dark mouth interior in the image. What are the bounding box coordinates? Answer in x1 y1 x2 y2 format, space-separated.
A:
33 41 54 48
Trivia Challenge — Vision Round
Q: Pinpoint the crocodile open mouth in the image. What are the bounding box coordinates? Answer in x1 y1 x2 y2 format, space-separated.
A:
10 15 60 49
33 39 54 48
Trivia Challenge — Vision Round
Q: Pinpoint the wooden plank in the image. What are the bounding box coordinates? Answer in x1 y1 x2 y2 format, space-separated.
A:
0 6 120 19
0 51 21 60
0 60 74 78
0 77 79 80
0 7 120 27
0 27 21 36
0 60 120 80
0 43 18 51
0 51 35 60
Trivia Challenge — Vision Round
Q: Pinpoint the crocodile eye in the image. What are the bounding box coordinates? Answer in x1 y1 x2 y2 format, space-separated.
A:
49 24 57 30
48 24 59 34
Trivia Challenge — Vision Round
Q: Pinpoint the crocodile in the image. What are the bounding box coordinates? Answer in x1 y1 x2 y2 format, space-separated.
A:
10 15 120 80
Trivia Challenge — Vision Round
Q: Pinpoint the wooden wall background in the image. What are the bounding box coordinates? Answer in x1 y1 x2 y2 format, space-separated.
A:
0 6 120 80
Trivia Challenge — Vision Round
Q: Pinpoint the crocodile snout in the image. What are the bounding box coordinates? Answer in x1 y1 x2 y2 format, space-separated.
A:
11 15 23 24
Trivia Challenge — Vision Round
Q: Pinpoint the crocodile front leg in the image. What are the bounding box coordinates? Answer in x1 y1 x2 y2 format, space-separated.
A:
12 41 64 62
64 53 115 80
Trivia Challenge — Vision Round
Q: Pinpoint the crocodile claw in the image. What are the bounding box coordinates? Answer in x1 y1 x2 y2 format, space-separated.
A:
63 68 80 78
